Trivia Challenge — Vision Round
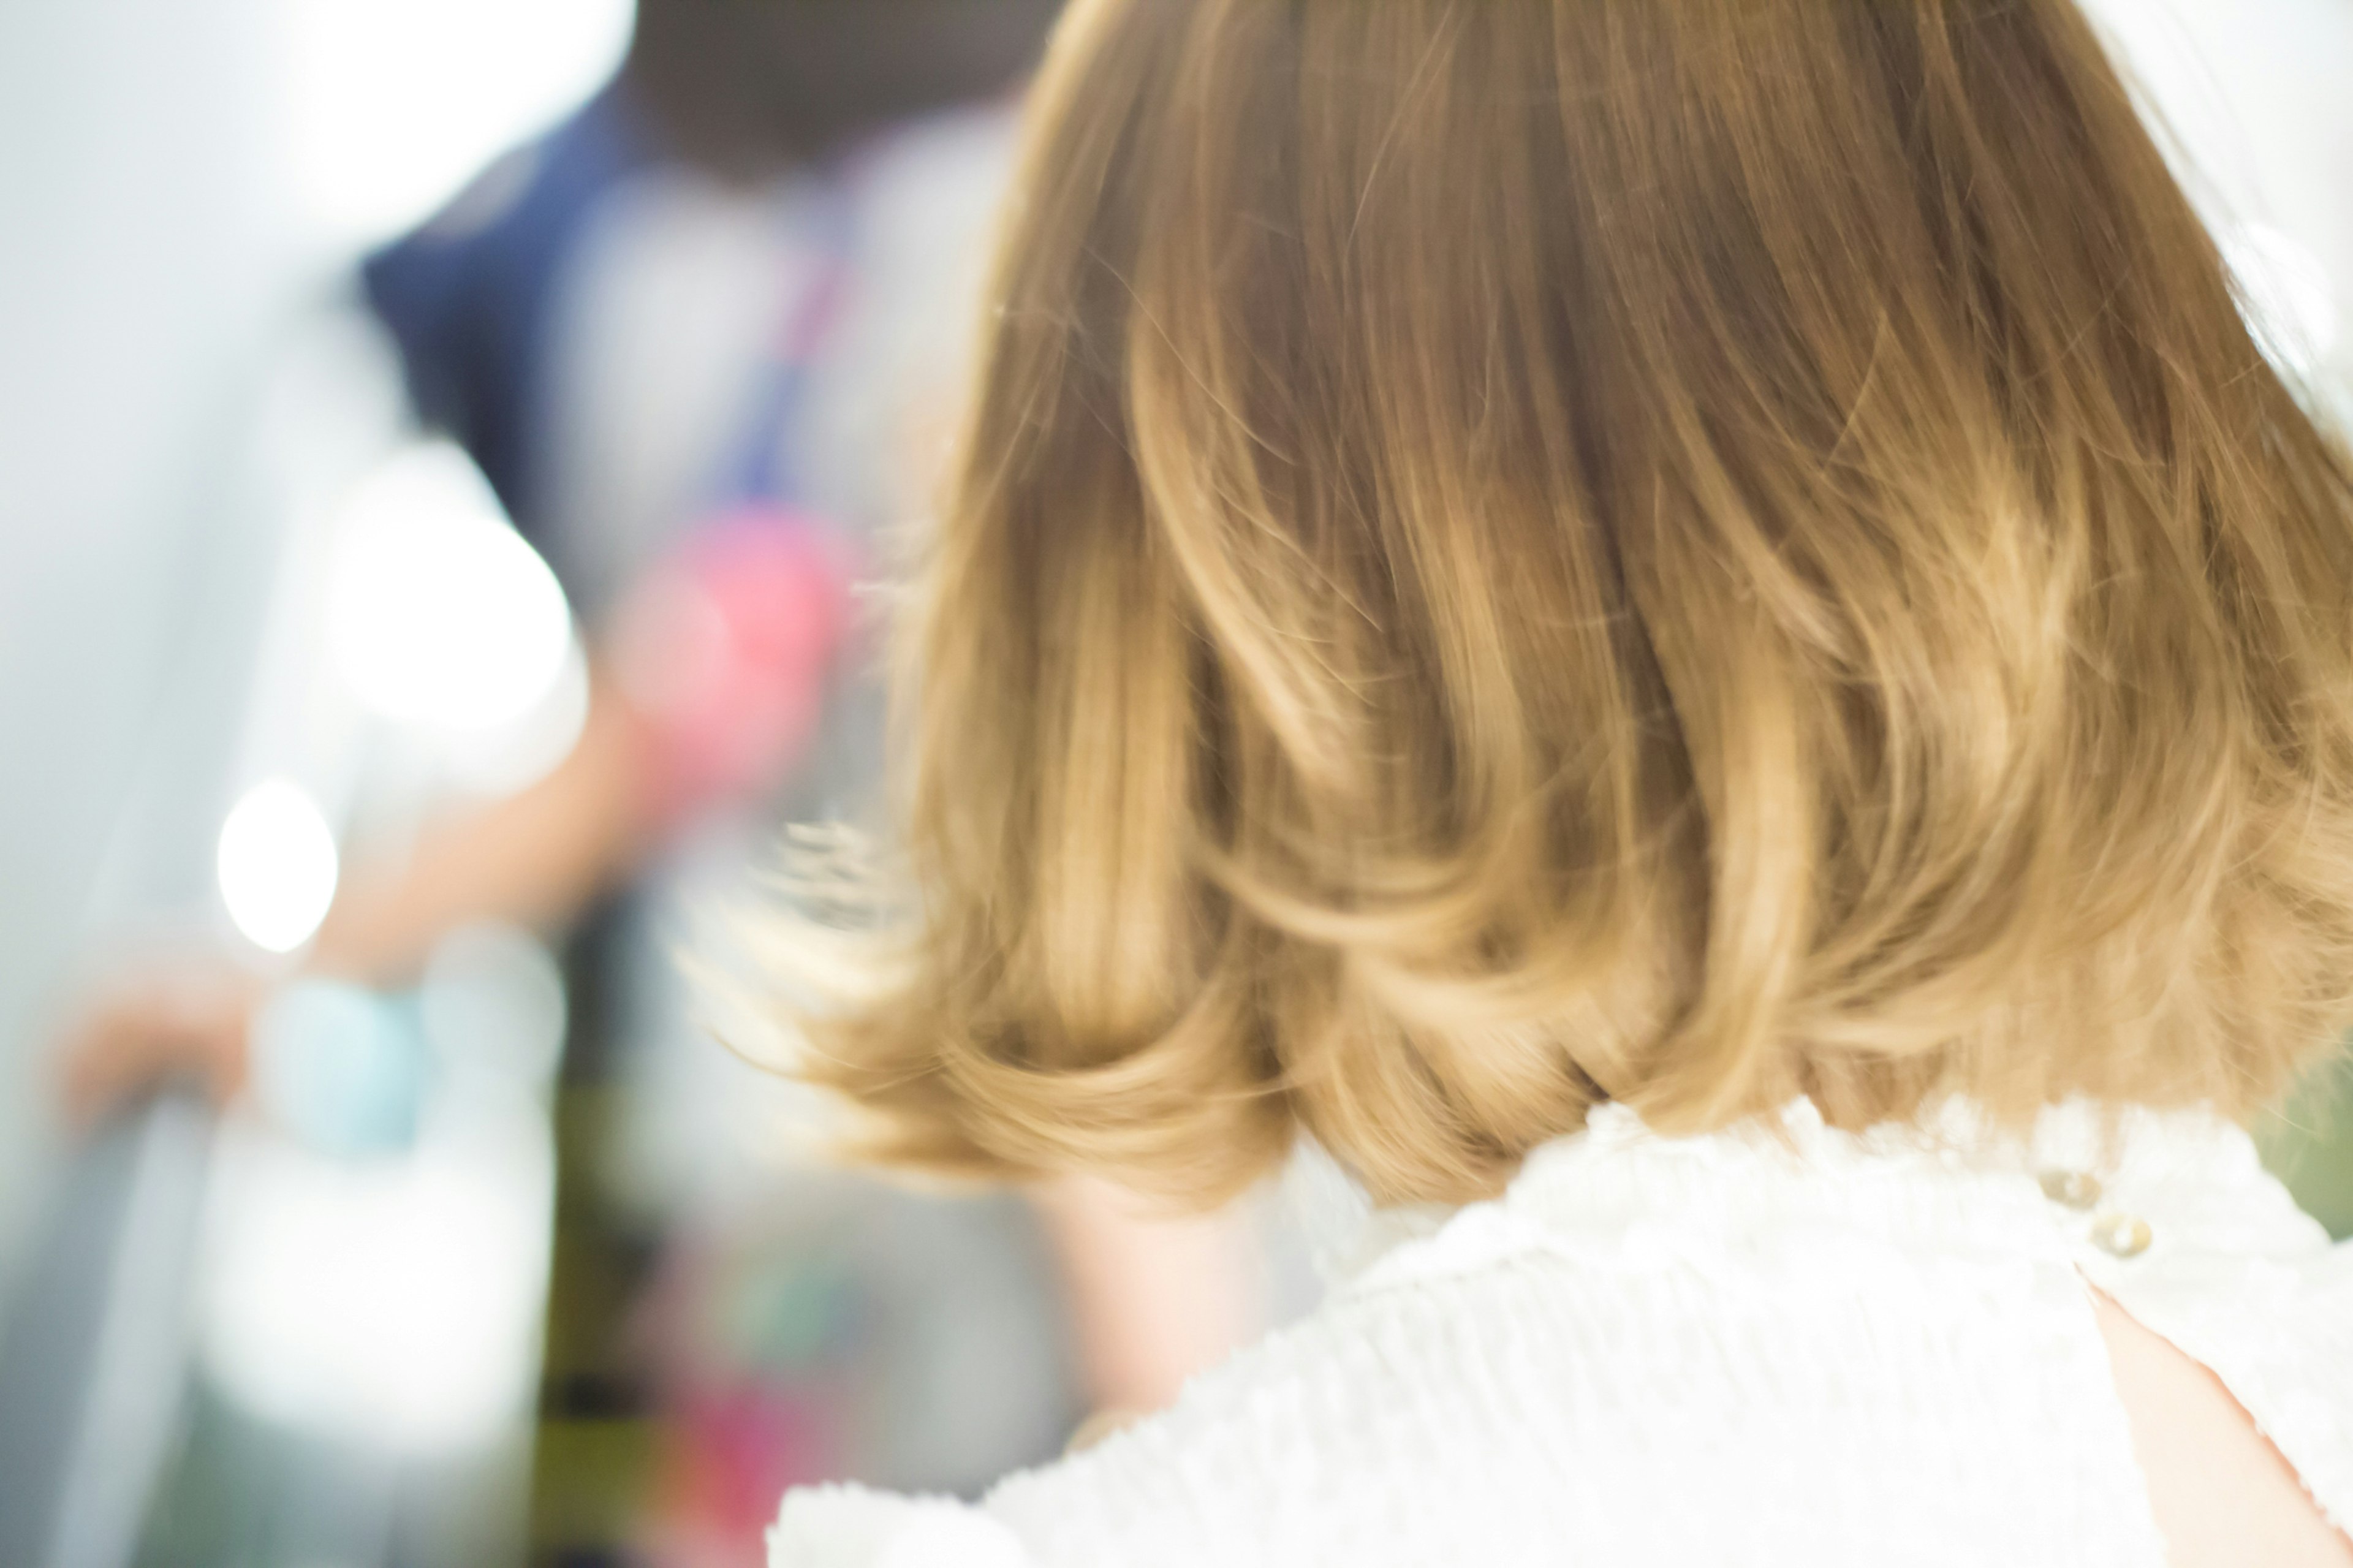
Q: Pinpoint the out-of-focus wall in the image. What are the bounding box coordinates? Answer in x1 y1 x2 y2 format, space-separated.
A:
0 0 294 1298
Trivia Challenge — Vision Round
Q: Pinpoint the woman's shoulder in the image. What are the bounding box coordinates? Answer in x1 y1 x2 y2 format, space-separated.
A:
768 1265 1593 1567
771 1488 1030 1563
769 1487 1034 1568
762 1279 1450 1566
773 1217 2095 1567
770 1103 2353 1566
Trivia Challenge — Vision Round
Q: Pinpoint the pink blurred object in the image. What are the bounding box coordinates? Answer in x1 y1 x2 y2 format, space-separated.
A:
633 1234 860 1568
650 1382 849 1568
613 506 859 824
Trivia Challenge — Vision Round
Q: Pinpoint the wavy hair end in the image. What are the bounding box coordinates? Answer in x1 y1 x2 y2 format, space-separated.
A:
748 0 2353 1208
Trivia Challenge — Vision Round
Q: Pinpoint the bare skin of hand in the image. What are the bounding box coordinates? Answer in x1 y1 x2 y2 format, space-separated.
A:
56 670 653 1129
57 962 263 1127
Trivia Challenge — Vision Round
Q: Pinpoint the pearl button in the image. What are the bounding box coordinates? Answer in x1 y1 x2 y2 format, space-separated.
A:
2090 1213 2153 1259
2039 1170 2103 1210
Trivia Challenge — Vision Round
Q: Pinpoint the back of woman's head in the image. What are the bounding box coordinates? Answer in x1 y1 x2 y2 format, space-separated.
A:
769 0 2353 1206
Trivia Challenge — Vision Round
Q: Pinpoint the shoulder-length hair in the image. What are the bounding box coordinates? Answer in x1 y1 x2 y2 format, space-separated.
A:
760 0 2353 1206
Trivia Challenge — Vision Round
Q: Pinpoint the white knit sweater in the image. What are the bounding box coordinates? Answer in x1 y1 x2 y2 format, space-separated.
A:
770 1100 2353 1566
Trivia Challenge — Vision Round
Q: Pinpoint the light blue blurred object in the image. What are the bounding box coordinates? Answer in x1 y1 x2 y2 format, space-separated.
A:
249 980 428 1156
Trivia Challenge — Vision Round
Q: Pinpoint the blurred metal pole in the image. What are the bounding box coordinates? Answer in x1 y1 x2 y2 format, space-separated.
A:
0 1093 212 1568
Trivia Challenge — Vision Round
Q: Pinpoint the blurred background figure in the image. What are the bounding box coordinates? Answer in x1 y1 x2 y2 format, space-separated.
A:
0 2 2349 1568
3 4 1278 1568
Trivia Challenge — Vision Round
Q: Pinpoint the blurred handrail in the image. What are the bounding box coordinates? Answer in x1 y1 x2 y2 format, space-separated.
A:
0 1093 213 1568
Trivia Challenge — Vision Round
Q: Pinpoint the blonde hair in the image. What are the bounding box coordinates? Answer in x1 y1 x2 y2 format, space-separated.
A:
763 0 2353 1207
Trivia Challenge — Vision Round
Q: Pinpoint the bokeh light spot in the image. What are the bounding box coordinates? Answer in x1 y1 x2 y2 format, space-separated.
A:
217 779 341 954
